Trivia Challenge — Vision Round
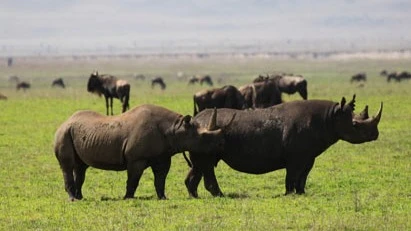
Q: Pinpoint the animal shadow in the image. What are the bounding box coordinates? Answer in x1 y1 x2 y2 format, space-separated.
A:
226 192 250 199
100 195 155 201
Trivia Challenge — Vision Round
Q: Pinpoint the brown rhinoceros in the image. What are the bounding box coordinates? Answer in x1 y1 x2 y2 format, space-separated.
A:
185 95 382 197
54 104 223 201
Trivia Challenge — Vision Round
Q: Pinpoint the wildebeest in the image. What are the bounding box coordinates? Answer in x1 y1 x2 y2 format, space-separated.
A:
151 77 166 90
200 75 213 86
185 95 382 197
52 78 66 88
350 73 367 83
193 85 245 115
188 76 199 85
380 71 411 82
239 80 282 109
54 104 224 201
254 74 308 100
87 71 130 115
16 81 31 91
0 93 7 100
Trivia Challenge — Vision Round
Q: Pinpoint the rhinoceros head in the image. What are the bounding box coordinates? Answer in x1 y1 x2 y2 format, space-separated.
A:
334 95 382 144
174 108 224 153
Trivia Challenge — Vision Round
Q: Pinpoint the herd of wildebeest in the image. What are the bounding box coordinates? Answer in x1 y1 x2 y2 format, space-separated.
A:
1 68 390 201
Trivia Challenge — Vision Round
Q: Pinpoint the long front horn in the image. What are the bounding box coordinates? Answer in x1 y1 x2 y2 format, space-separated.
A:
208 108 217 131
373 102 383 124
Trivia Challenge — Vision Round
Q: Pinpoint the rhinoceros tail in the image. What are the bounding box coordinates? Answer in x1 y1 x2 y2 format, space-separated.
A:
193 95 199 116
182 151 192 168
251 84 257 108
54 124 77 168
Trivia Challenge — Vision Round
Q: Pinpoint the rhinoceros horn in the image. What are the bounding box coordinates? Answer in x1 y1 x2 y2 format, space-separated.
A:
358 105 369 120
207 108 217 131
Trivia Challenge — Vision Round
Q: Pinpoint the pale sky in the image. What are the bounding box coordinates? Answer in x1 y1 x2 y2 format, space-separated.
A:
1 0 410 54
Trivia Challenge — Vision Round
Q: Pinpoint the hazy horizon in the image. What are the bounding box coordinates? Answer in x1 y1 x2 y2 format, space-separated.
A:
2 0 411 55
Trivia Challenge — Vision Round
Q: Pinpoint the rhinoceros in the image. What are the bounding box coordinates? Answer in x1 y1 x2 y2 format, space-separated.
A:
185 95 382 197
54 104 223 201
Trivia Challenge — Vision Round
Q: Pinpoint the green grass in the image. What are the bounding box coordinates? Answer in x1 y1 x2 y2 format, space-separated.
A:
0 56 410 230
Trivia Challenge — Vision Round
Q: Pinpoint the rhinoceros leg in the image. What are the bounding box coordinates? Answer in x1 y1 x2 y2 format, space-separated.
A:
190 152 223 197
185 168 203 198
285 159 315 195
203 167 224 197
61 168 77 201
73 162 89 200
124 160 148 199
295 159 315 195
150 157 171 200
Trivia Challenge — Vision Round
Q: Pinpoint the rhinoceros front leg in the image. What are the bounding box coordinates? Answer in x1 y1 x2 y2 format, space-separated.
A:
124 160 148 199
295 159 315 195
187 152 224 197
203 166 224 197
285 159 315 195
150 157 171 200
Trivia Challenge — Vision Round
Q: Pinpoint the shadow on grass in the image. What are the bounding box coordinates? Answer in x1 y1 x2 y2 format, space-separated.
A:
226 192 250 199
100 195 155 201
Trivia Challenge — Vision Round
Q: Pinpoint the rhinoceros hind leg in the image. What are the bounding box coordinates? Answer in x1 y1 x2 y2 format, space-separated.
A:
124 160 148 199
74 163 89 200
150 157 171 200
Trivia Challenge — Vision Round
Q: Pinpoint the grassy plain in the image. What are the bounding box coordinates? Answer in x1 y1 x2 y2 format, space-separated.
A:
0 55 410 230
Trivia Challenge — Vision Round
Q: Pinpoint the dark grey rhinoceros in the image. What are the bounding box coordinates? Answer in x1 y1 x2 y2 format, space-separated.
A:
54 104 223 201
185 95 382 197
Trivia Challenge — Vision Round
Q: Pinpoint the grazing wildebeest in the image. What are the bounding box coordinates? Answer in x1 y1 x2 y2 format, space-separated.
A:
384 71 411 82
151 77 166 90
54 104 224 201
185 95 382 197
350 73 367 83
200 75 213 86
87 71 130 115
193 85 246 115
0 93 7 100
239 80 282 109
254 74 308 100
188 76 199 85
52 78 66 88
386 72 399 82
16 81 31 91
380 70 388 77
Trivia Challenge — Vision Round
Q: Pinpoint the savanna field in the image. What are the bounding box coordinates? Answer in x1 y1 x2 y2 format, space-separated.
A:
0 55 410 230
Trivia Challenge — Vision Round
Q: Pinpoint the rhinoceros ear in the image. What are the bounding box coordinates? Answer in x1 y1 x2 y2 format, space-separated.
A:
182 115 192 126
340 97 346 108
348 94 356 111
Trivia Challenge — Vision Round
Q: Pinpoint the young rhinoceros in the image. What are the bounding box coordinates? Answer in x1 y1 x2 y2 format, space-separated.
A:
185 95 382 197
54 104 223 201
